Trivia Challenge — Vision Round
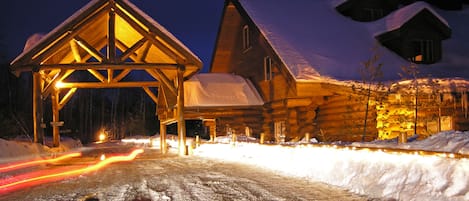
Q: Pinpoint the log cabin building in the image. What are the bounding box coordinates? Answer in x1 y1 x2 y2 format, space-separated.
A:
197 0 469 142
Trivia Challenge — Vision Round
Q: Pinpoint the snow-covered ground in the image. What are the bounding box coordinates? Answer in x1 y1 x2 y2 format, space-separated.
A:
1 131 469 200
194 131 469 201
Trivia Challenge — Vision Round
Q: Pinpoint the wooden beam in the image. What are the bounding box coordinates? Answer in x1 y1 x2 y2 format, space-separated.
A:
27 63 180 70
59 88 77 110
51 89 60 147
114 8 185 63
176 65 186 155
145 69 177 96
119 38 147 62
112 69 131 82
137 41 152 62
69 40 82 62
87 69 107 83
56 81 159 88
28 6 109 65
160 122 167 154
74 36 107 62
108 5 116 63
33 72 44 144
142 86 158 104
42 70 69 99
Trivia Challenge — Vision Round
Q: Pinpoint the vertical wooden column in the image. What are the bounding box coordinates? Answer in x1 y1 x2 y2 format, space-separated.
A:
176 65 187 155
51 89 60 147
33 72 44 144
160 122 167 154
107 3 116 82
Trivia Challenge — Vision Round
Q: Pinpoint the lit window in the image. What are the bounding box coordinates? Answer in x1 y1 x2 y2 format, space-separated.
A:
242 25 251 50
411 40 434 63
264 56 272 80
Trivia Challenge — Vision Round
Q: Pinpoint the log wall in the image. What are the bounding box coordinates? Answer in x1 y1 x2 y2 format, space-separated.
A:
316 94 378 142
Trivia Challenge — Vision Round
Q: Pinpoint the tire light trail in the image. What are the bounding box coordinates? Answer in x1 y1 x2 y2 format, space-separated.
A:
0 152 82 173
0 149 144 194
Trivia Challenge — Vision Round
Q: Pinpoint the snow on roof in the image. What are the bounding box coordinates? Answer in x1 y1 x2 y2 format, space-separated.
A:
237 0 469 82
184 73 264 107
373 1 449 36
11 0 201 66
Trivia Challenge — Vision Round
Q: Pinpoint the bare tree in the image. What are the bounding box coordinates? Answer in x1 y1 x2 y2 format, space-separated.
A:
359 46 383 142
399 62 419 135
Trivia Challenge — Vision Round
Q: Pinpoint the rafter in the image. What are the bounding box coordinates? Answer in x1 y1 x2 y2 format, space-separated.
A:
74 36 108 62
114 8 185 63
30 6 109 65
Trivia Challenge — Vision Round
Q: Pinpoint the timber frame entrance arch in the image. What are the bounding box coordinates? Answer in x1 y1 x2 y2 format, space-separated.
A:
10 0 202 154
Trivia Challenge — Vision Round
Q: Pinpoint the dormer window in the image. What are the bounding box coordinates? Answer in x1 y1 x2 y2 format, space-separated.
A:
242 25 251 51
410 40 435 64
264 56 272 80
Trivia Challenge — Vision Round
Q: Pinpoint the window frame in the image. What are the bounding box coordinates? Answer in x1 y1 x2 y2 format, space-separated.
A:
264 56 272 81
242 25 251 51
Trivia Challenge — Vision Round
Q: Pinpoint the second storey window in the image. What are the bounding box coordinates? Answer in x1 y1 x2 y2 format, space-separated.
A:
264 56 272 80
242 25 251 50
411 40 435 63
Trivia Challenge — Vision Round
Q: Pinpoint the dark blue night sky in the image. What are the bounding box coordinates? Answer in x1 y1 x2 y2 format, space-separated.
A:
1 0 225 72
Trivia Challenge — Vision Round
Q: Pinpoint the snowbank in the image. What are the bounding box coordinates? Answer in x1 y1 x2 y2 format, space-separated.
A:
195 131 469 201
0 137 82 163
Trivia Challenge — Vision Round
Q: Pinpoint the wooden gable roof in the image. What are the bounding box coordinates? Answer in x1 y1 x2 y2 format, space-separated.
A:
10 0 202 78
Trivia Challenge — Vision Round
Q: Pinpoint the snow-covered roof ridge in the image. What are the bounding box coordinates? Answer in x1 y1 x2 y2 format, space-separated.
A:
236 0 469 82
375 1 449 36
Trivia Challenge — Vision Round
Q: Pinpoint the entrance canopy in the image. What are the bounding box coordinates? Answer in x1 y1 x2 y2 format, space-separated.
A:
9 0 202 150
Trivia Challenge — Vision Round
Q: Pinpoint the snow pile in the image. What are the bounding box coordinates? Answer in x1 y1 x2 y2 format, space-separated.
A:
354 131 469 155
0 137 82 163
195 131 469 201
0 139 47 162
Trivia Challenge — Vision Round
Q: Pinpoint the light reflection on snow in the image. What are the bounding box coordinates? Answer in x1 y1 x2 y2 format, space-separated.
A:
0 149 143 194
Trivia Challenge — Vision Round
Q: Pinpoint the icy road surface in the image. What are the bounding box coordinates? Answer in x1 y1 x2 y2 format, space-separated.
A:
1 145 380 201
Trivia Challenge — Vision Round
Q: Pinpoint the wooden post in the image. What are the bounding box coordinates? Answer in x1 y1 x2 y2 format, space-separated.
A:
176 65 187 155
304 132 310 143
160 122 167 154
260 132 265 144
51 89 60 147
33 72 44 144
195 135 200 147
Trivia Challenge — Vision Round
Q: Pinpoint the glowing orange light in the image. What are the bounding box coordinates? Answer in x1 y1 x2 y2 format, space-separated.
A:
0 149 143 194
0 152 82 173
99 133 106 142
